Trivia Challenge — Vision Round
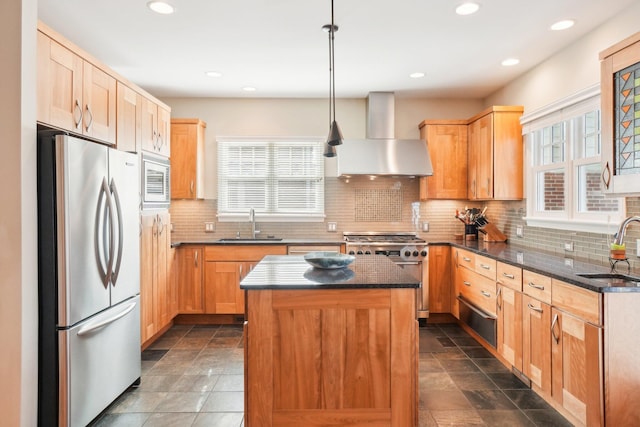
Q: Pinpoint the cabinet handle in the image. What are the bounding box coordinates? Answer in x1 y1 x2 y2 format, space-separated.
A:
602 161 611 190
152 131 158 150
152 216 157 237
528 282 544 291
480 263 491 270
527 303 543 313
190 180 194 195
480 290 491 298
157 214 163 236
157 133 163 150
74 99 83 129
194 250 198 267
502 272 515 279
463 257 472 263
496 287 502 310
463 281 471 287
239 264 243 279
85 104 93 132
551 313 560 344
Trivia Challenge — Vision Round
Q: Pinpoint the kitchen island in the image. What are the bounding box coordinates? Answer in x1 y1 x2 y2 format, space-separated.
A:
240 255 420 427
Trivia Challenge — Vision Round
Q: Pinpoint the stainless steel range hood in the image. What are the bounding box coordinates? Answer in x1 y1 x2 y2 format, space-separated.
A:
335 92 433 177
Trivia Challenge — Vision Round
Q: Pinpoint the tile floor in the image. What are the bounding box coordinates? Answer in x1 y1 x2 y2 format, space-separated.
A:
91 323 573 427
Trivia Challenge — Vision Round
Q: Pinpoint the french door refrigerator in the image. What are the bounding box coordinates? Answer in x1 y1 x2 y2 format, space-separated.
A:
37 133 141 427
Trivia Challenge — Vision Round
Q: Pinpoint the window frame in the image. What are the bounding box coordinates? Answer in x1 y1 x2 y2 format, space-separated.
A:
522 85 625 234
217 136 326 222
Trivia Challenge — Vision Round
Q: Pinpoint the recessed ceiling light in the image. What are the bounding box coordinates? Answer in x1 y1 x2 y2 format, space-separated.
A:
147 1 175 14
242 86 257 92
550 19 575 31
456 2 480 16
501 58 520 67
205 71 222 78
410 72 425 79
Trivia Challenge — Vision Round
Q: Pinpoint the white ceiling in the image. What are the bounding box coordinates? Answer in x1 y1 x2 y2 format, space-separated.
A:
37 0 636 99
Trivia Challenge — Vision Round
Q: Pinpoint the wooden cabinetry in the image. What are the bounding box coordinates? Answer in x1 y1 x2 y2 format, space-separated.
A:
140 211 172 345
116 82 142 152
37 31 116 144
467 106 524 200
203 245 287 314
177 246 204 313
171 119 206 199
141 97 171 157
428 245 451 313
496 284 522 371
599 32 640 195
522 294 551 394
418 121 468 199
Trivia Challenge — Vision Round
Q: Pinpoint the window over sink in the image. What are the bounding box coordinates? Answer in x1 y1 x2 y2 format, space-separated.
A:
217 137 325 222
523 86 625 233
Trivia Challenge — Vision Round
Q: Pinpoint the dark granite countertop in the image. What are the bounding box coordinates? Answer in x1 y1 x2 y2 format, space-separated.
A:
437 240 640 293
240 255 420 290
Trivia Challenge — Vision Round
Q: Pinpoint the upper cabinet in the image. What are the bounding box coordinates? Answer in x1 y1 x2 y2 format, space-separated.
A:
37 32 116 145
419 106 523 201
37 21 170 152
171 119 206 199
419 120 468 200
467 106 524 200
600 32 640 195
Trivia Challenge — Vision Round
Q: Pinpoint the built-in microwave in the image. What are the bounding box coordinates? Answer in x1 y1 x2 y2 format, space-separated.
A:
141 153 170 210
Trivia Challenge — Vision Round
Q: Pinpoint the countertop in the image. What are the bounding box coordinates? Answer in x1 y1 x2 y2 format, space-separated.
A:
171 238 344 248
239 255 420 290
441 240 640 293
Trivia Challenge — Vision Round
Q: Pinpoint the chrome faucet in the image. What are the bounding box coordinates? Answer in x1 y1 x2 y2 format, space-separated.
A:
613 216 640 246
249 207 260 239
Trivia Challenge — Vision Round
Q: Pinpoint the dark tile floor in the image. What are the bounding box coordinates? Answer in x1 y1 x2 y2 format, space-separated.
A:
92 323 573 427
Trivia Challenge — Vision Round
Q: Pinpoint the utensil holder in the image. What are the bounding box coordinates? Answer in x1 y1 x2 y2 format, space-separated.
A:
464 224 478 240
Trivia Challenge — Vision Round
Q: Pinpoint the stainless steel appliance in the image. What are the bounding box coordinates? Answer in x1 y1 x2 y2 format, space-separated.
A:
141 152 170 209
343 231 428 318
37 133 141 427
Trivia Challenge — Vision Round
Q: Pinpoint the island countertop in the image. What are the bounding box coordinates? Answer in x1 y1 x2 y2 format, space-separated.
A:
240 254 420 290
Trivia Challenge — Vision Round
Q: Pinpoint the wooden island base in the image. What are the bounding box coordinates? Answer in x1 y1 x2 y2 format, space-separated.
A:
244 287 418 427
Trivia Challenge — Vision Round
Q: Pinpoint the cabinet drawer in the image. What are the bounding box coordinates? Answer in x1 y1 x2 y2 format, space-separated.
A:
459 268 497 317
522 270 551 304
457 249 476 271
475 255 497 280
204 245 287 261
497 262 522 291
552 279 602 325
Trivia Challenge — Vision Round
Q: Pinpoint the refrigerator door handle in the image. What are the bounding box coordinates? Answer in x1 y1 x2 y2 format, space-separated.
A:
76 301 137 336
95 177 112 287
109 178 125 286
99 177 116 287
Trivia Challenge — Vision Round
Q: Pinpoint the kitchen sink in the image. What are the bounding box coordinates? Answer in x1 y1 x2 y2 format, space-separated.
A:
217 238 283 242
576 272 640 286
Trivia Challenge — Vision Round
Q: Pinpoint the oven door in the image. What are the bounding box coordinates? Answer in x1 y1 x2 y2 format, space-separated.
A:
395 261 428 319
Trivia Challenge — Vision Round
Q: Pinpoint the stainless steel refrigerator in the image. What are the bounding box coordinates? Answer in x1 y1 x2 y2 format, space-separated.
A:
38 133 141 427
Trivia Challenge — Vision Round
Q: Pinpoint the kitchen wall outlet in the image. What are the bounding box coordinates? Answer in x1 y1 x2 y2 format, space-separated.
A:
637 239 640 257
204 221 215 233
327 222 337 232
422 221 429 232
564 258 574 268
563 242 574 252
516 225 524 238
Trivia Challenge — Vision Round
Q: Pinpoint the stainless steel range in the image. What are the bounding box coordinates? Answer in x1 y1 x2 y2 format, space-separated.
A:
344 232 429 319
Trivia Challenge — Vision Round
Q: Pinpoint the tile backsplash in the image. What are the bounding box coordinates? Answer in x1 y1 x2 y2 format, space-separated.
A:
169 177 640 269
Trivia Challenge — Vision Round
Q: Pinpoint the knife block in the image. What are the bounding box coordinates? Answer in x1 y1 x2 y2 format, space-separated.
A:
478 223 507 242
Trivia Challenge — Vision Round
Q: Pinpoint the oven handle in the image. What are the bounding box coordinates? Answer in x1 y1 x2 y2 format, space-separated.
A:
394 261 421 266
457 295 497 320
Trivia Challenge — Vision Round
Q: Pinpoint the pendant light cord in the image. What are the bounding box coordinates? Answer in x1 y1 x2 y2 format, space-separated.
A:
331 0 336 124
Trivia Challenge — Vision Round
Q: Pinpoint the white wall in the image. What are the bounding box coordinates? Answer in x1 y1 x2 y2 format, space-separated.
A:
0 0 38 425
485 2 640 110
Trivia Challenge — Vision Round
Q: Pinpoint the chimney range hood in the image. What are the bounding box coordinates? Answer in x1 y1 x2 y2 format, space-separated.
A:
335 92 433 177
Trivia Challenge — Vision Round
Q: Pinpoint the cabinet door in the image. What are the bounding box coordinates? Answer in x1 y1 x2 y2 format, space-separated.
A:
167 247 179 320
82 62 116 144
116 82 141 152
171 120 202 199
428 245 451 313
522 296 551 393
178 246 204 313
140 214 157 344
155 212 170 328
493 110 524 199
37 32 83 132
450 248 462 318
420 123 468 199
468 113 494 200
157 106 171 157
551 308 603 426
496 285 522 371
205 261 244 314
140 97 159 154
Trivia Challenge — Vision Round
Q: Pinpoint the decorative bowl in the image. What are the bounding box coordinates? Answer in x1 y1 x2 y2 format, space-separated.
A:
303 267 355 283
303 251 355 269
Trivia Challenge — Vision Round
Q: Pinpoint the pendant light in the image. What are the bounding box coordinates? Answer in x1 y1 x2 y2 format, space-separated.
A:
323 0 343 157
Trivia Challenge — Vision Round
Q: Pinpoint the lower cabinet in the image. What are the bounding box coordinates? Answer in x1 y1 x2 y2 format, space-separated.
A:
551 308 603 427
177 245 204 313
428 245 451 313
496 284 522 371
521 294 551 394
